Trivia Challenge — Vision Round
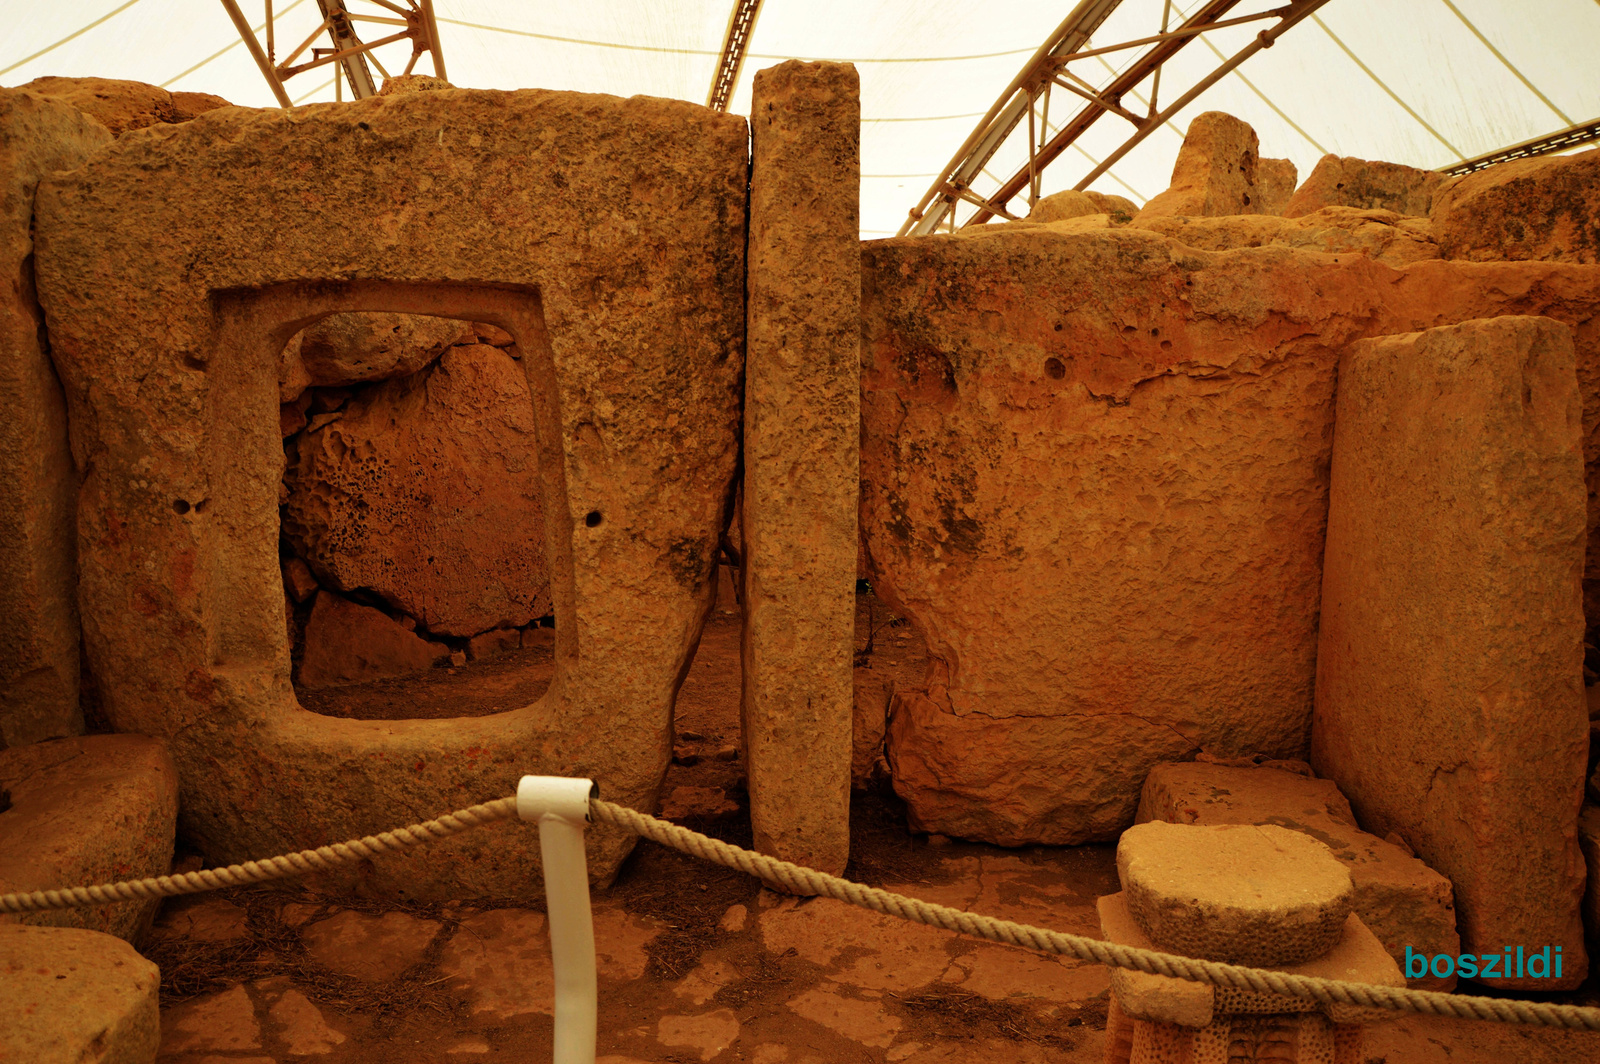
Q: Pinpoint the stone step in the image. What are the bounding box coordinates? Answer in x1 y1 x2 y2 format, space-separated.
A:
0 924 159 1064
1137 761 1460 991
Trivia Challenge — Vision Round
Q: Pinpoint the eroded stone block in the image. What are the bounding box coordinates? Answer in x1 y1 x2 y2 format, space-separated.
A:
1284 153 1446 218
0 924 159 1064
0 735 178 942
19 76 230 136
742 61 860 876
1432 147 1600 264
1137 761 1460 990
1132 111 1262 220
284 343 552 638
1313 316 1589 987
297 590 449 688
0 89 109 748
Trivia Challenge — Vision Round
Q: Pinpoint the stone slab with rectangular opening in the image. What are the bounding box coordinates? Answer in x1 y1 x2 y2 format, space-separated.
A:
31 89 748 895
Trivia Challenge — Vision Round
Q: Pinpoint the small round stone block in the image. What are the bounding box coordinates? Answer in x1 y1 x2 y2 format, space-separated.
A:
1117 821 1355 967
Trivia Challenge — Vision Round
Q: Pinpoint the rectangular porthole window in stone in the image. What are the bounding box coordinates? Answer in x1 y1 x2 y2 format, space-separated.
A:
274 311 558 720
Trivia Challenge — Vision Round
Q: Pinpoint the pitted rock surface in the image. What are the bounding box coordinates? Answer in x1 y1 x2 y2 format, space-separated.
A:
285 343 552 638
278 311 474 400
1132 111 1262 220
1117 821 1354 967
1284 153 1446 218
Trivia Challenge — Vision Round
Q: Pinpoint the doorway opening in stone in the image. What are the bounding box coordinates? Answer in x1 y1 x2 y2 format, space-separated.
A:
277 311 557 720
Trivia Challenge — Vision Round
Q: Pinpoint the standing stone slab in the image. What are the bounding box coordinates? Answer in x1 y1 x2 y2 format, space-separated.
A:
742 61 860 875
0 90 110 747
32 90 747 897
1313 316 1589 988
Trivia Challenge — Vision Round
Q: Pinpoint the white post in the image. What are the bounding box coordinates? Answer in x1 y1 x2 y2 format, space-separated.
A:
516 776 598 1064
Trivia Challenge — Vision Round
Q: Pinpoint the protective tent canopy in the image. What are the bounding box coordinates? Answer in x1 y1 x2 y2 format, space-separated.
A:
4 0 1597 236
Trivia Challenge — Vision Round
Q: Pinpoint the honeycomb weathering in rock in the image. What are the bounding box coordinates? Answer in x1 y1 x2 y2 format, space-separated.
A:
285 343 552 638
1117 822 1354 968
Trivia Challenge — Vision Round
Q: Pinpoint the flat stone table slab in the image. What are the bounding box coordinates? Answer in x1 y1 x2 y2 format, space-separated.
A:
0 924 160 1064
1118 821 1355 968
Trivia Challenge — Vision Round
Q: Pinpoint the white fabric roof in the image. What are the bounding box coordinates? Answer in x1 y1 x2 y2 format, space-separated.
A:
4 0 1597 237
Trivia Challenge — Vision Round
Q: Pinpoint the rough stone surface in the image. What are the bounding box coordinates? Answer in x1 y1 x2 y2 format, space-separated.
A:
851 674 890 788
0 924 160 1064
1137 761 1460 991
19 76 230 136
1027 190 1099 224
296 590 449 688
1098 892 1403 1028
1131 206 1439 267
1431 148 1600 264
284 343 553 637
1256 157 1298 215
742 61 860 876
278 311 472 400
0 734 178 942
380 75 455 96
32 88 747 896
1313 316 1589 988
1284 153 1446 218
1132 111 1261 220
0 90 109 748
862 226 1600 846
1117 821 1354 967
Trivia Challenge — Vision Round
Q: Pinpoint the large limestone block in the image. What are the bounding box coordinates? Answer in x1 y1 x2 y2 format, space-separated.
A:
278 310 472 400
1256 157 1298 215
1132 111 1262 220
1284 154 1446 218
31 89 747 896
297 590 449 688
0 90 110 748
19 76 230 136
0 735 178 942
1132 206 1439 267
284 343 552 637
1431 148 1600 264
0 924 160 1064
1118 821 1354 967
1313 316 1589 988
865 227 1385 845
1026 189 1135 225
742 60 860 876
1137 761 1460 990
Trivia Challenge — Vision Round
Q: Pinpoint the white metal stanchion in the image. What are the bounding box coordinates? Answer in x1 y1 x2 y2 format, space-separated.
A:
516 775 599 1064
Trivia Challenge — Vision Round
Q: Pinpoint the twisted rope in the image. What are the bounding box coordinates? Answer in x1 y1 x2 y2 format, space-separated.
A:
0 796 517 914
590 799 1600 1032
6 790 1599 1032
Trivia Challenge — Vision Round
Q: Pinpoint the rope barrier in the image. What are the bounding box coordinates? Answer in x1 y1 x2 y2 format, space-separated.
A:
5 792 1600 1032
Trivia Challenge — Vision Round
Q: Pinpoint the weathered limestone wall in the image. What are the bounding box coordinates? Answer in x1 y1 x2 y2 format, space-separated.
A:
0 90 111 748
742 61 861 876
1313 317 1589 989
861 226 1600 848
31 89 748 896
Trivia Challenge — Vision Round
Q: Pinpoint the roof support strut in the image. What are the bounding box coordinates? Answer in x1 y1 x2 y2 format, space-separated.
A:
218 0 446 106
900 0 1332 235
708 0 764 112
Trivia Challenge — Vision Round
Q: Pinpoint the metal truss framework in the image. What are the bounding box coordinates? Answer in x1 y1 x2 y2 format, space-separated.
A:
708 0 765 112
899 0 1332 236
219 0 447 107
1437 117 1600 177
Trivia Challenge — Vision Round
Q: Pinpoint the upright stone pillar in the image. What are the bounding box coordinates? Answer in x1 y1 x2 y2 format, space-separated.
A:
0 90 111 747
1313 315 1589 987
742 60 860 876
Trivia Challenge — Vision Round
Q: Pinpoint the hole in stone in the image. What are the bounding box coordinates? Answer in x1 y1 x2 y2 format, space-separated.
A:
585 510 603 527
276 311 555 721
172 499 191 514
1044 357 1066 380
